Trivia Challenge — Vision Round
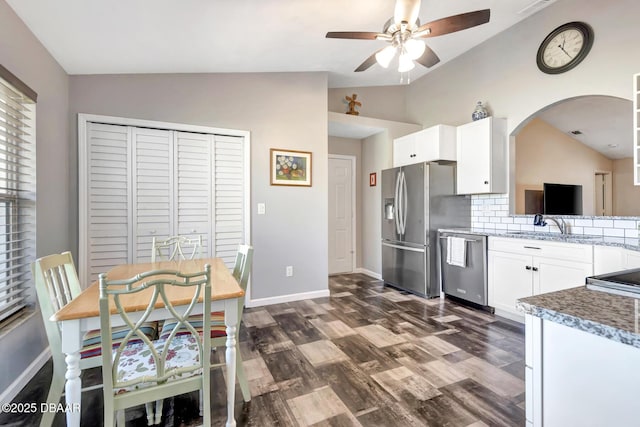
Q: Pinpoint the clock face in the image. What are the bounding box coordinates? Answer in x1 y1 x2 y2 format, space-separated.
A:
537 22 594 74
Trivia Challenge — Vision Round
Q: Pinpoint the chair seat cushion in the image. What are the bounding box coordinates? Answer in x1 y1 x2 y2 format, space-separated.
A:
159 311 227 339
113 335 201 394
81 322 158 359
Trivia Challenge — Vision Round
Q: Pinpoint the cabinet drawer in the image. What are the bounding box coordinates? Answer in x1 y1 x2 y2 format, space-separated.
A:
489 237 592 263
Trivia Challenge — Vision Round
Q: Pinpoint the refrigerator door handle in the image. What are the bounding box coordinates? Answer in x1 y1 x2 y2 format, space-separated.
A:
401 171 408 236
394 171 402 234
382 242 425 253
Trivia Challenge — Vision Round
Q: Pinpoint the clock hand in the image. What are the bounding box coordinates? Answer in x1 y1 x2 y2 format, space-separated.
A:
558 44 573 59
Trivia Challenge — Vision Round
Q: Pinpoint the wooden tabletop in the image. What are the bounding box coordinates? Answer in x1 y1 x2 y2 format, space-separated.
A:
52 258 244 322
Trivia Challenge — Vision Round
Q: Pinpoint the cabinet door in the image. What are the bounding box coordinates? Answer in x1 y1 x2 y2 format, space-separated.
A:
488 250 533 315
593 245 625 275
534 257 592 294
393 133 416 167
132 127 173 263
456 119 491 194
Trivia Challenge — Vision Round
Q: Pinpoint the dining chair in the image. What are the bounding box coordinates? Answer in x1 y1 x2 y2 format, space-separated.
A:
151 235 203 262
99 265 212 427
159 244 253 412
32 252 158 427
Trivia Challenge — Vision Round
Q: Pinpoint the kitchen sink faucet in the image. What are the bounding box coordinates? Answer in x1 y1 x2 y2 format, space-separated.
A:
533 213 568 235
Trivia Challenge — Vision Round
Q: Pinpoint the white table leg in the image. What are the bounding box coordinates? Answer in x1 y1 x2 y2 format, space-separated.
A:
224 299 238 427
60 319 82 427
64 352 82 427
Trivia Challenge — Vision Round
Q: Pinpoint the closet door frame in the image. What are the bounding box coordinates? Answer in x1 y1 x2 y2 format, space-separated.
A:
78 113 251 287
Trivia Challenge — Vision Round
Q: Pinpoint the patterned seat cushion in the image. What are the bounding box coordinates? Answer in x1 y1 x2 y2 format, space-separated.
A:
113 335 201 394
159 311 226 340
81 322 158 359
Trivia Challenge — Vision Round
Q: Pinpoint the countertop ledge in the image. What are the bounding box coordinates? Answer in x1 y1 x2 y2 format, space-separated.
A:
438 228 640 252
517 286 640 349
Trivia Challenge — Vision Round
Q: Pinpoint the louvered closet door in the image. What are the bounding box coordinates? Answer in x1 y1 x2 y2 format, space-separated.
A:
175 132 213 256
86 123 131 282
214 135 245 267
132 128 173 262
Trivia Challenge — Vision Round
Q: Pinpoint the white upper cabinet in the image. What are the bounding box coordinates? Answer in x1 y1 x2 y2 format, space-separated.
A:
393 124 456 167
456 117 507 194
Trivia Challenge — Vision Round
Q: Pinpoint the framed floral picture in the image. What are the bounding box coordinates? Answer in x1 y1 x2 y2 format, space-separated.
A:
270 149 312 187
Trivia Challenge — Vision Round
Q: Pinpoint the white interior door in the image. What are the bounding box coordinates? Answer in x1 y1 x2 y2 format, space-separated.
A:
328 156 354 274
594 172 612 216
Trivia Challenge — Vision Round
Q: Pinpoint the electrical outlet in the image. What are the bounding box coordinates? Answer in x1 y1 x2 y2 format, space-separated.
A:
285 266 293 277
257 203 266 215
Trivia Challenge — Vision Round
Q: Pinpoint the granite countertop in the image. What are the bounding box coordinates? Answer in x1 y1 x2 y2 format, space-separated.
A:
517 286 640 348
438 227 640 252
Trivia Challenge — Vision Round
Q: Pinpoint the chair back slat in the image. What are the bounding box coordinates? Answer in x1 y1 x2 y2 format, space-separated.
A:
151 235 203 262
99 266 212 394
31 252 83 365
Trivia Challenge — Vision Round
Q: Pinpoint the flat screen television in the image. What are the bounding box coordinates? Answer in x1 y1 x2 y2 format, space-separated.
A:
543 183 583 215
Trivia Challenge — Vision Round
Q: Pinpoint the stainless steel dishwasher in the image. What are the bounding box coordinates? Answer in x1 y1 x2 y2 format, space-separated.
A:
438 231 489 308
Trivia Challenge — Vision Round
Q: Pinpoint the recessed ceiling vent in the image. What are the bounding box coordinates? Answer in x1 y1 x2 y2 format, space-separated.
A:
517 0 557 15
570 130 583 135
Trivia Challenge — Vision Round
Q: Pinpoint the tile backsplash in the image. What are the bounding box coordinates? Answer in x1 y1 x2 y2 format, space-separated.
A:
470 194 640 238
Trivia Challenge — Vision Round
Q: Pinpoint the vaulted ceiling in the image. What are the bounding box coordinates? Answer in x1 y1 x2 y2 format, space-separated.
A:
6 0 556 88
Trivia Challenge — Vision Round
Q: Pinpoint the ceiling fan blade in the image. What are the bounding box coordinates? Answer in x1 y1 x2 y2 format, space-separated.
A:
414 9 490 38
354 49 383 72
326 31 380 40
394 0 421 26
414 44 440 68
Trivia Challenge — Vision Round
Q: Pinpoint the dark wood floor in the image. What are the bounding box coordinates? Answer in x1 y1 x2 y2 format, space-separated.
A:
1 273 525 426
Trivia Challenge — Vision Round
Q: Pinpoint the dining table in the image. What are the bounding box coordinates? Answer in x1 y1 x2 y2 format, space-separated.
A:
52 257 244 427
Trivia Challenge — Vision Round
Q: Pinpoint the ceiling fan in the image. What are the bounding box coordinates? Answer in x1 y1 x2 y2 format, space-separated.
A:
326 0 490 73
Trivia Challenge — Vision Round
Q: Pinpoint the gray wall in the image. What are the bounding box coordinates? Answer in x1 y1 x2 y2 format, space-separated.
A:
69 73 329 301
329 136 362 268
406 0 640 133
0 0 70 395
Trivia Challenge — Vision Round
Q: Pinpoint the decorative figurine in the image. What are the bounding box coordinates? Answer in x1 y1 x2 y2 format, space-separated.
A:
346 94 361 115
472 101 489 121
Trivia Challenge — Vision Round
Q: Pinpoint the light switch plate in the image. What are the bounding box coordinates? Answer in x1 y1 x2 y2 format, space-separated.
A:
257 203 266 215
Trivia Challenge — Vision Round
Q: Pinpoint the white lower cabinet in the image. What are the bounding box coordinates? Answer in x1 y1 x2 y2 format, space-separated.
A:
488 251 533 315
488 238 593 320
526 314 640 426
593 245 640 274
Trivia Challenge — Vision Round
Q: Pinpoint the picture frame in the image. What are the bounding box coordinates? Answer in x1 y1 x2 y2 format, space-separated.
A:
270 149 312 187
369 172 376 187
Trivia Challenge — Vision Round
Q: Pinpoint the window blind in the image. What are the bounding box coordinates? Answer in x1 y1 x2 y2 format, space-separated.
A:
0 72 36 323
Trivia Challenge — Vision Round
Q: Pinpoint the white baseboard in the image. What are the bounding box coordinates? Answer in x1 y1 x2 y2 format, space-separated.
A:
355 268 382 280
246 289 330 308
0 347 51 404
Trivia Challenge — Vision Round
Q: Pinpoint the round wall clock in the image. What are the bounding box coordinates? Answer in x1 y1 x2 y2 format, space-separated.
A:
536 22 594 74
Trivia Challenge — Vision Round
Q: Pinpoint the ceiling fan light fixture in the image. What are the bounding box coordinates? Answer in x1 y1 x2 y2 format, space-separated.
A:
398 52 415 72
375 45 397 68
404 38 426 60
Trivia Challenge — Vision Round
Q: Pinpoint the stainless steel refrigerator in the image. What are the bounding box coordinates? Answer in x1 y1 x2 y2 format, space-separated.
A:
381 162 470 297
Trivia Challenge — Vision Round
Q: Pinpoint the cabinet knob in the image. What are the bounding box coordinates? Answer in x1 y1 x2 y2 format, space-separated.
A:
525 265 532 270
484 180 489 185
532 267 539 272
